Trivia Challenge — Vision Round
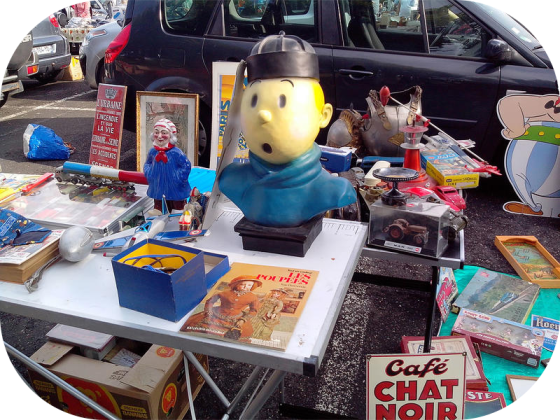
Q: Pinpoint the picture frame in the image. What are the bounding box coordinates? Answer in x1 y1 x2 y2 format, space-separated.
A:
506 374 539 401
136 91 199 171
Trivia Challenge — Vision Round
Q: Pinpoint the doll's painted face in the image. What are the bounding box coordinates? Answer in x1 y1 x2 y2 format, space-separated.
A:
240 77 333 165
153 127 171 147
235 281 255 292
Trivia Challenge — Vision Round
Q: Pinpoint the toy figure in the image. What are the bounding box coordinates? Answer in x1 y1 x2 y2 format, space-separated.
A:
218 32 356 227
183 276 262 341
497 94 560 218
143 118 191 212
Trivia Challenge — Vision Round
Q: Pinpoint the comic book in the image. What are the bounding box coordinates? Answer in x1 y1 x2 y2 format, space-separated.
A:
452 268 540 324
0 230 63 284
436 267 459 323
180 262 319 351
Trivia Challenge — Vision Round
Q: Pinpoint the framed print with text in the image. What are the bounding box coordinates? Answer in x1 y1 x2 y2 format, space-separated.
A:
136 91 199 171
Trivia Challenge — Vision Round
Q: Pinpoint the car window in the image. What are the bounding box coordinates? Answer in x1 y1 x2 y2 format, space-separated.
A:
339 0 489 58
223 0 318 42
424 0 489 57
163 0 217 35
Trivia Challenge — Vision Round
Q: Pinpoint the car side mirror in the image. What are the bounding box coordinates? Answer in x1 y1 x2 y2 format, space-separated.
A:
484 39 512 63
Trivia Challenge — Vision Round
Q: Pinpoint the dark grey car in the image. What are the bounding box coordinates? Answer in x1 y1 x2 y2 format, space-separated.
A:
106 0 557 167
26 15 72 84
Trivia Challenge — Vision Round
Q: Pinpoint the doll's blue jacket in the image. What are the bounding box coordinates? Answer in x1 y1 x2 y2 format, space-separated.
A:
219 144 356 227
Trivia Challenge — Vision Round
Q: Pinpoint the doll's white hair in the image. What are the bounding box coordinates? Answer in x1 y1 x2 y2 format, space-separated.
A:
151 118 178 145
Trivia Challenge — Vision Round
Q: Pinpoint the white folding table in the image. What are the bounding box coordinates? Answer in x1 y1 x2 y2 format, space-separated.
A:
0 209 368 418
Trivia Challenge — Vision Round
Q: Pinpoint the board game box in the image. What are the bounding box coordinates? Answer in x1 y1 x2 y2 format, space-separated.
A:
464 390 506 419
420 147 479 189
452 267 540 324
452 308 544 367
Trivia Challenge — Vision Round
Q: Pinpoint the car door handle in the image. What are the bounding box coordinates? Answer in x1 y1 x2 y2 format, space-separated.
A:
339 69 374 79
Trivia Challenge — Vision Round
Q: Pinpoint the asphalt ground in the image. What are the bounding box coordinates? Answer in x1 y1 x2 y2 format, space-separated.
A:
0 78 559 419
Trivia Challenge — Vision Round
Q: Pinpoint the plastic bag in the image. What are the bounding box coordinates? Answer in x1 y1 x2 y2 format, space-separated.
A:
23 124 71 161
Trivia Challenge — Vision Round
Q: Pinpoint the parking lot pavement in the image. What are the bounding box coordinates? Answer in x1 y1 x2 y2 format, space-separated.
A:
1 79 559 418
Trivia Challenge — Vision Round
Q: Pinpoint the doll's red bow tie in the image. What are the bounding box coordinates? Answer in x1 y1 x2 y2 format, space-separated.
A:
154 144 175 163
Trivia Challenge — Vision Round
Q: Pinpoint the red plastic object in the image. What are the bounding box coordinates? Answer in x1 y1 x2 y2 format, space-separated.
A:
433 186 466 210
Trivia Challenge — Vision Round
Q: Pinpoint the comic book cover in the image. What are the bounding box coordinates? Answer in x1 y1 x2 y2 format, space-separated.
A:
180 262 319 351
436 267 459 322
531 315 558 352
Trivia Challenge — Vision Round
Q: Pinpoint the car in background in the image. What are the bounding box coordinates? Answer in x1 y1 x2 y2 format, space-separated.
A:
106 0 557 168
79 20 123 89
1 32 39 108
26 15 72 84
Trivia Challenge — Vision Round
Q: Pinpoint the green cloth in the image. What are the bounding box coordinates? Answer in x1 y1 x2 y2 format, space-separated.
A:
439 265 560 406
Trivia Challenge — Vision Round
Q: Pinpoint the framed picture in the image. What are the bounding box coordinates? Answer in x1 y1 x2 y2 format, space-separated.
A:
209 61 248 170
136 91 199 171
506 374 539 401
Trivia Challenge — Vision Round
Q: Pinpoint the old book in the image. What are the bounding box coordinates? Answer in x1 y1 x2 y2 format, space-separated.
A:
180 262 319 351
452 267 540 324
0 230 62 284
400 335 488 390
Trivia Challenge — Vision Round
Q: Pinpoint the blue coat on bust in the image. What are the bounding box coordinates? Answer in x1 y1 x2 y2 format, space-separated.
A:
144 146 191 201
219 144 357 227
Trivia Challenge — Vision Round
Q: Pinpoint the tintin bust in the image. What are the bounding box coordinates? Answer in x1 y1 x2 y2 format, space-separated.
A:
219 33 356 230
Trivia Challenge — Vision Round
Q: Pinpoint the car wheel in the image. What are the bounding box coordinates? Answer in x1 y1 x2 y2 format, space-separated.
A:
413 234 425 247
0 93 9 109
388 225 404 241
95 61 105 87
197 102 211 168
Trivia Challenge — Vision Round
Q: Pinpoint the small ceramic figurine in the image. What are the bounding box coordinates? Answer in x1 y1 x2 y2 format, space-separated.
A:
218 32 356 227
143 118 191 212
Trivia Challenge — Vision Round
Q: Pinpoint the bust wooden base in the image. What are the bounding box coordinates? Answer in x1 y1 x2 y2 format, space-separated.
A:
233 215 323 257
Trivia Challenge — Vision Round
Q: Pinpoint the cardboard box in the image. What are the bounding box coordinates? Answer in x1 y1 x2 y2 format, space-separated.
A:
62 56 83 81
421 148 479 189
452 308 544 368
29 340 208 419
368 199 450 257
111 239 229 321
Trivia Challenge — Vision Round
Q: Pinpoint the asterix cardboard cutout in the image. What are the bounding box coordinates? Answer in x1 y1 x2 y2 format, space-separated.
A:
497 93 560 218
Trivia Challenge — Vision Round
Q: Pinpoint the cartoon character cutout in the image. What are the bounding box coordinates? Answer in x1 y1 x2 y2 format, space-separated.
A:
497 93 560 218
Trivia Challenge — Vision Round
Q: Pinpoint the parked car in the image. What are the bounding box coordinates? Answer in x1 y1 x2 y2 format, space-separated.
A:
1 32 39 108
26 15 72 84
106 0 557 167
79 20 123 89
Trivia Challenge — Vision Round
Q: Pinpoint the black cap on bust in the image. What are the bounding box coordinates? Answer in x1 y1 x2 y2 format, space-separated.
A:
246 31 319 82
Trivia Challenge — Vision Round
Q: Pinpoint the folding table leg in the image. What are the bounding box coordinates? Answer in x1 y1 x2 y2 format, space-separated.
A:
186 351 230 407
423 266 440 352
241 370 287 419
222 366 266 420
